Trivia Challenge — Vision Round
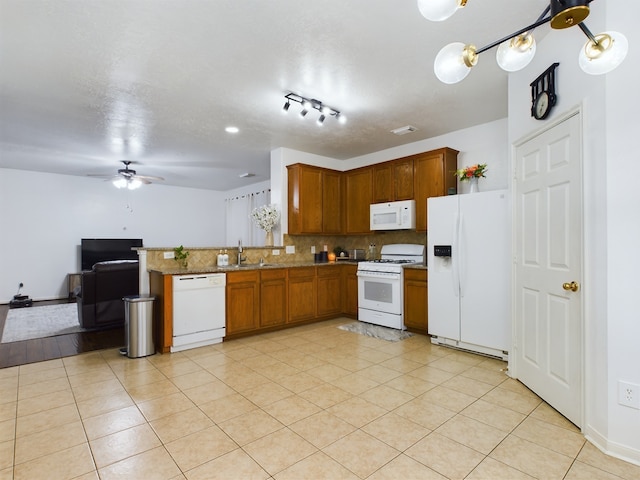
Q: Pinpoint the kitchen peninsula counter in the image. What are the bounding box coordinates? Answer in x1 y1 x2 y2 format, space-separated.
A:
148 261 359 276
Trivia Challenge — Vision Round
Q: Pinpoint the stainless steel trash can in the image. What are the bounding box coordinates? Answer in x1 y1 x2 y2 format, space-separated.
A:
122 295 155 358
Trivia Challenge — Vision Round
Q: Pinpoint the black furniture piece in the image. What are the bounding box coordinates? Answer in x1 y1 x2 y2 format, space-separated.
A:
76 260 140 329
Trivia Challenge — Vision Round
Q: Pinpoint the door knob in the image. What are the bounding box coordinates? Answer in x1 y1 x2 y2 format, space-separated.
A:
562 281 580 292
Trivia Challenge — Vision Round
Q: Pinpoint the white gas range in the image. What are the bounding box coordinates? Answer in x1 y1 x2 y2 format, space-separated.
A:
356 243 425 330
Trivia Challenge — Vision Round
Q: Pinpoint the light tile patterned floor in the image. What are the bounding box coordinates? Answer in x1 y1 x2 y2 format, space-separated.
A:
1 318 639 479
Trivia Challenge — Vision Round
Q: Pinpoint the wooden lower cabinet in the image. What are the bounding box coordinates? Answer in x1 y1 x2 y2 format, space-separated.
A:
260 269 287 327
403 268 428 333
226 270 260 335
343 264 358 317
317 266 342 318
149 271 173 353
288 267 317 323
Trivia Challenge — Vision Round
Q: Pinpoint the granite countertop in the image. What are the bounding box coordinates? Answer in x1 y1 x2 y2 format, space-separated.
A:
149 261 360 275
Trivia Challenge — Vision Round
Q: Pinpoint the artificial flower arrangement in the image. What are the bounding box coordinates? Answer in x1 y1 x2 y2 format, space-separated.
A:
454 163 488 181
250 204 280 232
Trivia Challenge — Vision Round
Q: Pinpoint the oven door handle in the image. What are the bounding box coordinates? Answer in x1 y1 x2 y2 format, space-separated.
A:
356 271 400 280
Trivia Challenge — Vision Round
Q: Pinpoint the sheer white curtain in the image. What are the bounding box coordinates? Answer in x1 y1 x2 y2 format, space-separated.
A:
225 189 270 247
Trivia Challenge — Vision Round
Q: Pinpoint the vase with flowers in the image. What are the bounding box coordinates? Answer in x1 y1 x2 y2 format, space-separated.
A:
250 204 280 246
454 163 487 193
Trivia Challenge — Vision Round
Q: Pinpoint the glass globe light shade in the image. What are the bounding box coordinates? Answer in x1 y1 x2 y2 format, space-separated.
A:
496 34 537 72
417 0 461 22
434 42 475 84
579 31 628 75
127 178 142 190
113 177 127 189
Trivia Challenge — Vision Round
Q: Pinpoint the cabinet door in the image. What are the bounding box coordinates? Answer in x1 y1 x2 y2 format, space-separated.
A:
414 148 458 231
372 163 393 203
323 170 343 234
317 267 342 317
344 167 373 234
288 267 317 323
226 271 260 335
260 269 287 327
394 158 414 200
342 264 358 317
403 269 428 332
287 164 323 234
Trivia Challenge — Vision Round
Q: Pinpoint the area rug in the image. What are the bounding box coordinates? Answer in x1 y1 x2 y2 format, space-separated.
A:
338 321 413 342
1 303 86 343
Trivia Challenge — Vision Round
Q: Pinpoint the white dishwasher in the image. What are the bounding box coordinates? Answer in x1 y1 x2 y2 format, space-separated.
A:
172 273 226 352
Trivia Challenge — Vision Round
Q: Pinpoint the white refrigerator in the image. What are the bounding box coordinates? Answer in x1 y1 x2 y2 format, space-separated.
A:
427 190 510 360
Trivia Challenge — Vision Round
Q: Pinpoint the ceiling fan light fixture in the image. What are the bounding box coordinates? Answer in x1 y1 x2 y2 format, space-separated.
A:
579 31 628 75
113 177 127 189
417 0 467 22
434 42 476 84
496 33 537 72
127 178 142 190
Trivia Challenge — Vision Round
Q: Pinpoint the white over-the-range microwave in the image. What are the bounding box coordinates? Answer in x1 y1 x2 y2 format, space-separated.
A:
370 199 416 230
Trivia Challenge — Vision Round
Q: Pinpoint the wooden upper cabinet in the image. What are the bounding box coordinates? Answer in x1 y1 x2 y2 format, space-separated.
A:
322 169 342 234
344 167 372 234
372 163 393 203
372 159 414 203
394 158 414 200
413 148 459 231
287 163 342 235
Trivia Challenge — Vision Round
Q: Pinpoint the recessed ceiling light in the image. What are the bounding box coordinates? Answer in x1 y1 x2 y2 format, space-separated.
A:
225 126 239 133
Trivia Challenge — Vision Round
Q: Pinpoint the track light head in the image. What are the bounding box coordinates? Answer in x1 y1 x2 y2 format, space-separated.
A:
283 92 343 125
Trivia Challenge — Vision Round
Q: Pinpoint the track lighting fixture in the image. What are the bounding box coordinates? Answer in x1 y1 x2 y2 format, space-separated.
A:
420 0 628 84
282 92 345 126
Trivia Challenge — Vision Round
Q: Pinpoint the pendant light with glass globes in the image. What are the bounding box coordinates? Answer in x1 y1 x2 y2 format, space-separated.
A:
418 0 629 84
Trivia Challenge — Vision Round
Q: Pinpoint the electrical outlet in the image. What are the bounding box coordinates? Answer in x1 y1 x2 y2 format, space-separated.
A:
618 381 640 409
285 245 295 254
163 251 175 259
272 249 280 255
311 246 316 254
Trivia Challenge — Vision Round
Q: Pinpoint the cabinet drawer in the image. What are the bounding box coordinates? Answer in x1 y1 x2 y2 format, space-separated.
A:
226 270 260 284
261 269 287 281
404 269 427 282
317 265 341 277
288 267 316 279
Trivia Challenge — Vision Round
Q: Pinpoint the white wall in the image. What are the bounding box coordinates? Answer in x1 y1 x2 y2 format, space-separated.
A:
0 169 225 302
507 0 639 463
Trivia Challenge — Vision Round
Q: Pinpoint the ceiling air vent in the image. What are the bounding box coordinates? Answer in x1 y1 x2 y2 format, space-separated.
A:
391 125 418 136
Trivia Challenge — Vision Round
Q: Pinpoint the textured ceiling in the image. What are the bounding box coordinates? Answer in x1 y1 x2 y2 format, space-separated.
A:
0 0 551 190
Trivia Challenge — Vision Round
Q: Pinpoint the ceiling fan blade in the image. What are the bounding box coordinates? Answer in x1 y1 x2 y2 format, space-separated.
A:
135 174 165 182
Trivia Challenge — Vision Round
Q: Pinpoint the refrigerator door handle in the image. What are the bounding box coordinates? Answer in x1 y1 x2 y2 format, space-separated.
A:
452 211 460 298
459 212 466 298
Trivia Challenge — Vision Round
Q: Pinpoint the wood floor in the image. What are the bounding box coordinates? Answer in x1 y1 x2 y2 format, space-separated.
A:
0 299 124 369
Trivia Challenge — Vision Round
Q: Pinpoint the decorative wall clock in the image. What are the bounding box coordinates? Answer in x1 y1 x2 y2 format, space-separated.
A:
530 62 559 120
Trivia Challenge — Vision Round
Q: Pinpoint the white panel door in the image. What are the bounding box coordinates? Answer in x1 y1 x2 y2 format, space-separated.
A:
514 113 583 427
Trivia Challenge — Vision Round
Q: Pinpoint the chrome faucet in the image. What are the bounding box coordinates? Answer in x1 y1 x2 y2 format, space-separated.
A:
237 239 246 266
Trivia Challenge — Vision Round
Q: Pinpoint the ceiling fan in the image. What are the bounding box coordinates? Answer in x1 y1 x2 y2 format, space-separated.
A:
88 161 164 189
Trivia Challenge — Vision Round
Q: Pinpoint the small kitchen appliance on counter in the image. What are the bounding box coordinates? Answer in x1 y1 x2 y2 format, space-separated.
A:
356 244 424 329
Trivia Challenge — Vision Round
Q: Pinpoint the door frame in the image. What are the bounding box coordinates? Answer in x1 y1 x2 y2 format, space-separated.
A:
509 105 586 430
